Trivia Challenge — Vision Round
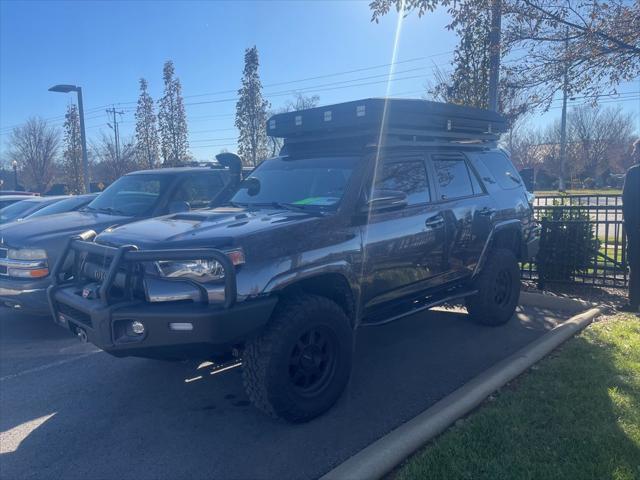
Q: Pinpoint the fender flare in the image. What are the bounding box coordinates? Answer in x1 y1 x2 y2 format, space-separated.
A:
472 220 523 278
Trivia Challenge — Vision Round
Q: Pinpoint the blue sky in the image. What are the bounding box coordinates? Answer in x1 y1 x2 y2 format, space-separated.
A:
1 0 638 161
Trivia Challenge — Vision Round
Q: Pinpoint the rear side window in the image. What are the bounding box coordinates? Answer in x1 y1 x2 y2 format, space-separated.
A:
374 160 430 205
432 156 479 200
477 152 523 190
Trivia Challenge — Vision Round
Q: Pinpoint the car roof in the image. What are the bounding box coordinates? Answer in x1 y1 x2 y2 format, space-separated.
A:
18 195 67 203
0 195 37 201
127 167 229 175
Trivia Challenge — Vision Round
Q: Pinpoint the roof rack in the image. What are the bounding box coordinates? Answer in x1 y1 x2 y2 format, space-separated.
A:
267 98 506 148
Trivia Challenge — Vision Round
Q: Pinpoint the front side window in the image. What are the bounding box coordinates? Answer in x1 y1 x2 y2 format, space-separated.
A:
433 157 477 200
86 174 170 217
373 160 430 205
172 173 224 210
231 156 359 209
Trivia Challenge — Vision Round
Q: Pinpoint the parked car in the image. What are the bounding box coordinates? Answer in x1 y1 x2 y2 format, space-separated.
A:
23 194 98 220
0 196 68 223
48 99 539 422
0 156 242 313
0 194 39 210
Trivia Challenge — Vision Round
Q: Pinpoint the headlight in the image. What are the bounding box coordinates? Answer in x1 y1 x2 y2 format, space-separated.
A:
155 249 245 283
157 259 226 282
8 248 48 260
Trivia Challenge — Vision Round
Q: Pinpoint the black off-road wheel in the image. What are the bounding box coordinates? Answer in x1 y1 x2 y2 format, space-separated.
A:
466 248 520 326
242 294 353 423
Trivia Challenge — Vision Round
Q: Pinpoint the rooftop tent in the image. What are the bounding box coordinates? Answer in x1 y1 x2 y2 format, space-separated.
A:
266 98 507 149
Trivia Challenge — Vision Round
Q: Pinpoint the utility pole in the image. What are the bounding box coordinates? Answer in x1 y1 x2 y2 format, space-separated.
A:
106 106 125 164
558 28 570 192
487 0 502 112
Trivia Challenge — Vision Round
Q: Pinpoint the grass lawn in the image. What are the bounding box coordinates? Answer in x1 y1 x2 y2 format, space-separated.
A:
395 315 640 480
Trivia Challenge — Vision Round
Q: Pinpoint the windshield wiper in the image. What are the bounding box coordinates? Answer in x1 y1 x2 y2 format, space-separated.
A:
95 207 127 215
270 202 327 216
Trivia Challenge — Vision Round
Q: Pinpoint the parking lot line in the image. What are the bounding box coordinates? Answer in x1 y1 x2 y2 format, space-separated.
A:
0 351 101 383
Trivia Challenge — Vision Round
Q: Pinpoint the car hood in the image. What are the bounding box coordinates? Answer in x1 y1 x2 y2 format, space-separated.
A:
96 206 325 250
0 210 132 252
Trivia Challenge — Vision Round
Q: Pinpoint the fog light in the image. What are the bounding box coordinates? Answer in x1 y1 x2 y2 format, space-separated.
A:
131 321 145 335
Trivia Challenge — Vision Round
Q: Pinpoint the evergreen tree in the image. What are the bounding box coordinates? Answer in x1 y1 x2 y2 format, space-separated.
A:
134 78 160 169
158 61 189 166
62 104 85 193
235 46 270 167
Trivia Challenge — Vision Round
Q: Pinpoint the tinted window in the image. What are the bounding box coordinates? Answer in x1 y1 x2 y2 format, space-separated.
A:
477 152 523 189
173 173 224 209
374 160 430 205
433 157 476 200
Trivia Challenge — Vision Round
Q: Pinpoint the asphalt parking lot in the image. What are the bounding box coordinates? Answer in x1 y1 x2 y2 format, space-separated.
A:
1 303 573 480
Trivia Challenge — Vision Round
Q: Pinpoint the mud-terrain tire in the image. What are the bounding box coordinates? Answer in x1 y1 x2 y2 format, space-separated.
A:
242 294 353 423
466 248 520 326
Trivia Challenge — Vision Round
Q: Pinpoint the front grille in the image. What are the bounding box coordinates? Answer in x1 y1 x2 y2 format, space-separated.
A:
57 303 92 327
85 253 112 268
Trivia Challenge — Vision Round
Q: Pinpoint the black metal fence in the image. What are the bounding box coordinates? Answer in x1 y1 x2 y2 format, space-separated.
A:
521 194 628 287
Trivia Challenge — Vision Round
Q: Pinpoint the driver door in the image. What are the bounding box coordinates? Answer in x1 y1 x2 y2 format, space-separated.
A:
361 155 447 310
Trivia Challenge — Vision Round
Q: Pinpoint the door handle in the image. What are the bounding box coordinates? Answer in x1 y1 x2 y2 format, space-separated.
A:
425 215 444 228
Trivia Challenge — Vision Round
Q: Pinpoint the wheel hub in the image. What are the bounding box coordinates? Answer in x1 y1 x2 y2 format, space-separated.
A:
289 327 337 396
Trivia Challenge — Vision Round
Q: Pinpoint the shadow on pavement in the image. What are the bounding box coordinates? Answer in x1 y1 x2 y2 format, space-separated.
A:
1 306 572 480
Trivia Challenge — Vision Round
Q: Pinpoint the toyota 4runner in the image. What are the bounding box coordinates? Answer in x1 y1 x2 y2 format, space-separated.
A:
48 98 539 422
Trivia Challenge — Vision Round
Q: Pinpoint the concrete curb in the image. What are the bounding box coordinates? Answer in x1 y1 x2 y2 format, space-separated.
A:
519 291 596 313
321 304 605 480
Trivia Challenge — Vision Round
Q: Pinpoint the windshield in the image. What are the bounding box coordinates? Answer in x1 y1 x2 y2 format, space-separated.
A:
27 196 92 219
231 156 359 209
85 174 170 217
0 200 41 223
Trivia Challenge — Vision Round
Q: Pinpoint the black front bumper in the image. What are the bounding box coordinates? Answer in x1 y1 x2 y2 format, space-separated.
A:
49 284 278 359
48 234 278 360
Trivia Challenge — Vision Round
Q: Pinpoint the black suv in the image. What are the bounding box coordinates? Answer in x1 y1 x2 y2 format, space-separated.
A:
0 156 241 314
49 99 539 422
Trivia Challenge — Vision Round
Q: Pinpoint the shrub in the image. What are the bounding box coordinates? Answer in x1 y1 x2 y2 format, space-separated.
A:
536 199 600 286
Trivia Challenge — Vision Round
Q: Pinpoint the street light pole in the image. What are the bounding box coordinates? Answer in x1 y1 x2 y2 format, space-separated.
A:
76 87 90 193
48 84 90 193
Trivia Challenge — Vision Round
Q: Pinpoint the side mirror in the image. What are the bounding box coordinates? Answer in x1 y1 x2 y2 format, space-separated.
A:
168 201 190 214
363 189 408 213
240 177 261 197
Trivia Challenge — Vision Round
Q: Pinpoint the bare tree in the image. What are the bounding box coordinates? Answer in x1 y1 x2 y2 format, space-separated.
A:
92 133 137 183
569 105 636 183
8 117 60 193
370 0 640 110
